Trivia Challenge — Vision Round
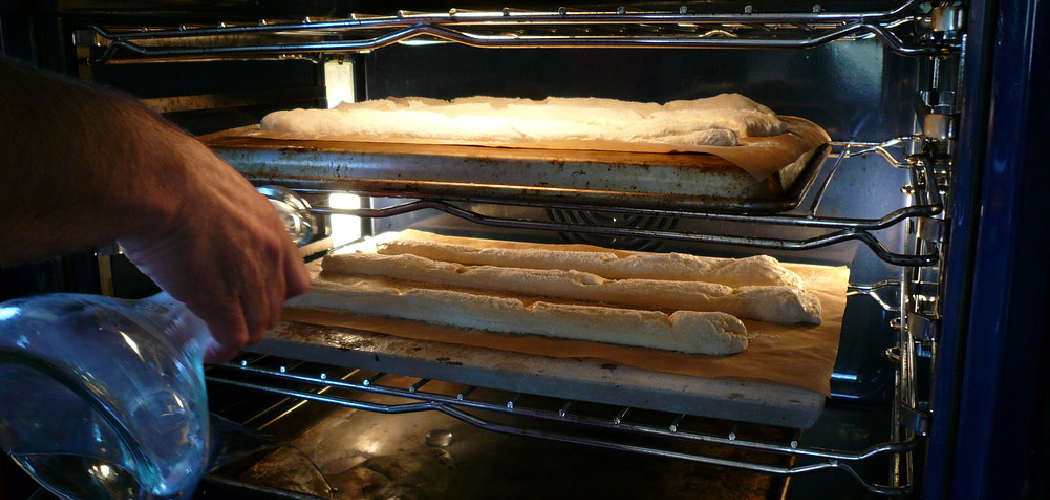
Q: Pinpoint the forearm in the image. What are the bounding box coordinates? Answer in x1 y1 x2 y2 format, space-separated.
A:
0 57 310 361
0 57 186 261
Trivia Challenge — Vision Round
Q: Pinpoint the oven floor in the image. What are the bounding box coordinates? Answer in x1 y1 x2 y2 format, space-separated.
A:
205 401 789 500
22 385 897 500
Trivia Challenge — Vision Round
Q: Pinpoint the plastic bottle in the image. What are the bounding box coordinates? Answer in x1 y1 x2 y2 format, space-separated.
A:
0 184 315 499
0 292 211 500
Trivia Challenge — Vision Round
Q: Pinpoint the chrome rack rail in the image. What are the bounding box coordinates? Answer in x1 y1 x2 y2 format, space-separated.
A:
83 0 948 63
286 137 942 267
206 352 916 496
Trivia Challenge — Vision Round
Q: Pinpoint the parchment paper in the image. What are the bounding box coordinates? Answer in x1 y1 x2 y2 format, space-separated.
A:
209 116 829 182
282 232 848 396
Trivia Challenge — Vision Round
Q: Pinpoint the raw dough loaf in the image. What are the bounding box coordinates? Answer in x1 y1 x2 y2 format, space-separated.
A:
260 94 787 148
376 239 803 289
322 251 821 324
288 275 750 355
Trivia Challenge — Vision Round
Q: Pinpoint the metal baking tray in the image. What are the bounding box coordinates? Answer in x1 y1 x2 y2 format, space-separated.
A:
204 133 830 214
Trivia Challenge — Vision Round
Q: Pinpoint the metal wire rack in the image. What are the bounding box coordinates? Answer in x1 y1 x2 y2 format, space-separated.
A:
270 137 942 266
205 345 917 496
82 0 953 63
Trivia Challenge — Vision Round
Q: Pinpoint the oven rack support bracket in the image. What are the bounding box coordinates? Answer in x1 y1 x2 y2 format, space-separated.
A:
82 0 951 64
206 356 917 496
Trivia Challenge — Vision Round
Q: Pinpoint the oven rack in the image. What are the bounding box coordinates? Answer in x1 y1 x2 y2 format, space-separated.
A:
82 0 953 64
206 353 916 496
277 138 942 267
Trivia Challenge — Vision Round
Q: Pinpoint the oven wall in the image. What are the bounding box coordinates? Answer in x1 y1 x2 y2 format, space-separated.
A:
361 42 920 142
360 43 920 405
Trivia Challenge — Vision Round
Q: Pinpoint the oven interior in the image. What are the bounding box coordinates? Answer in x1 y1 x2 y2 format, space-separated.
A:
29 1 961 498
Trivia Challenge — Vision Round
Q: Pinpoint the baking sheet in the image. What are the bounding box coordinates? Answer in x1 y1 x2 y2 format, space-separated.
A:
202 117 830 213
255 232 849 428
215 116 829 182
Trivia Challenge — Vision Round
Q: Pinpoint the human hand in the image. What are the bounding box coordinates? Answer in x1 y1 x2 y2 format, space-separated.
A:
119 135 311 362
0 57 309 361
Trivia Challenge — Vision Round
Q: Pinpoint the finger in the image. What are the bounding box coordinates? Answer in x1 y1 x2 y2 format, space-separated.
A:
283 245 311 298
267 256 285 331
201 307 250 363
240 289 271 345
204 340 238 364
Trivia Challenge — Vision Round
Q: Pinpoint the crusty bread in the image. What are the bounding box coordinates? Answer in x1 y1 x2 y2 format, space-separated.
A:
288 275 749 355
323 251 820 324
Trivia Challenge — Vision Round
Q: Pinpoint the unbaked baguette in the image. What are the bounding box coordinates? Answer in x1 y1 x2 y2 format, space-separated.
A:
261 94 787 149
322 251 821 324
376 239 803 289
287 275 749 355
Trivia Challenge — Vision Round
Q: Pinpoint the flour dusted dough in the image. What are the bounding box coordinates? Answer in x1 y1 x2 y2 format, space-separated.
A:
260 94 787 148
322 251 821 324
376 239 803 289
288 275 749 355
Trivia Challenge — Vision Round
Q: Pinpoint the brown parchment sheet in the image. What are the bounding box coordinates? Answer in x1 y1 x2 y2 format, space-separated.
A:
207 116 829 182
282 232 849 396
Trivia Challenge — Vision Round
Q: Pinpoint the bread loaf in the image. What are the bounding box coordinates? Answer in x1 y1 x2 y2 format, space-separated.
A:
288 275 749 355
260 94 788 148
376 239 803 289
322 251 820 324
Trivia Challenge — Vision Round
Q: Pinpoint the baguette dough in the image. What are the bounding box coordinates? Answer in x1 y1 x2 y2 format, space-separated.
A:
260 94 787 148
288 275 749 355
376 239 803 289
322 251 821 324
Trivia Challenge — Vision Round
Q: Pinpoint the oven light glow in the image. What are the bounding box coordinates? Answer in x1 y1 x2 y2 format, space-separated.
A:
328 193 363 247
323 60 355 108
